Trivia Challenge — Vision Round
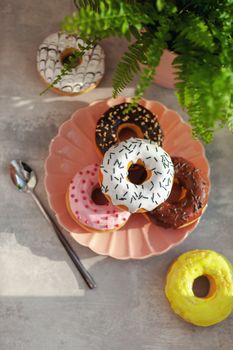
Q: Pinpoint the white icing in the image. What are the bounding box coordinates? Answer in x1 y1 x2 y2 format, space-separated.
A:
37 32 105 94
100 138 174 213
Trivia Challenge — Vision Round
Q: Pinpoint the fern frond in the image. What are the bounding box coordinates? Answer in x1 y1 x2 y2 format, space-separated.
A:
175 14 215 52
112 43 141 98
73 0 138 10
174 55 233 142
228 111 233 132
73 0 100 10
63 1 152 40
112 32 152 97
133 18 170 102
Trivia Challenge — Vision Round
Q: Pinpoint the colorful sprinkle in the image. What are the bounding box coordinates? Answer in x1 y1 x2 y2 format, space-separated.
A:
69 163 130 232
95 103 163 154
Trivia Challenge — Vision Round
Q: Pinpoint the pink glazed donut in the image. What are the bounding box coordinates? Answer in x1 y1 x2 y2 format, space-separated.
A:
66 164 131 232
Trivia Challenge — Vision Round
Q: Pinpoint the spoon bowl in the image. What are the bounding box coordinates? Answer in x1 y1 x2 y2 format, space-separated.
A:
10 160 37 192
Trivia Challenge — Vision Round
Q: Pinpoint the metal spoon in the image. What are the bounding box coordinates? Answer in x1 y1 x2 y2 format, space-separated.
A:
9 160 96 289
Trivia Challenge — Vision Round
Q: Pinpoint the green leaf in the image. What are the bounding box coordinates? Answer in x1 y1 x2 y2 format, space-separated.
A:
156 0 165 12
122 21 129 34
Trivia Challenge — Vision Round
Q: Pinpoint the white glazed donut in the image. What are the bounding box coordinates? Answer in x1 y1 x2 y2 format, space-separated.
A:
37 32 105 95
99 138 174 213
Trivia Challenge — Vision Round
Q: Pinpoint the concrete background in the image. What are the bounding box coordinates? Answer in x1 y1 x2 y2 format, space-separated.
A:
0 1 233 349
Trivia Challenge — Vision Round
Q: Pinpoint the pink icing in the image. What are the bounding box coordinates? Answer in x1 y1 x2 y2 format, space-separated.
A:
68 164 130 232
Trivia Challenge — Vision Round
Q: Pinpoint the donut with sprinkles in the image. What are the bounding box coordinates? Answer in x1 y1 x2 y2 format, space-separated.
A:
99 138 174 213
95 103 164 154
66 164 130 232
146 157 208 228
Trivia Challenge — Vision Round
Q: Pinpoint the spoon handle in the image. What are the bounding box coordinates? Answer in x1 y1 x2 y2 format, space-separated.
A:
30 190 96 289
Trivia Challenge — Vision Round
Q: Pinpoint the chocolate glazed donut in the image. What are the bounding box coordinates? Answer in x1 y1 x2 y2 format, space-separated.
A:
95 103 164 154
146 157 208 228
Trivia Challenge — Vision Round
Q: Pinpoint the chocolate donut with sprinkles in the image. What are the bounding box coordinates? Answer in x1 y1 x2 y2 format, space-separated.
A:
95 103 164 154
99 138 174 213
146 157 208 228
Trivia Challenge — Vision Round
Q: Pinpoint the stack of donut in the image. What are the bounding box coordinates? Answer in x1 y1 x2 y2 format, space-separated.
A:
66 102 208 233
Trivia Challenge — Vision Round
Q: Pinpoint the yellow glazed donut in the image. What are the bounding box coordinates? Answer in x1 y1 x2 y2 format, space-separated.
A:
165 250 233 327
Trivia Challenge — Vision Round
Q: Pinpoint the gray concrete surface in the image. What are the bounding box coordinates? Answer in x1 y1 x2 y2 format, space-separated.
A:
0 1 233 349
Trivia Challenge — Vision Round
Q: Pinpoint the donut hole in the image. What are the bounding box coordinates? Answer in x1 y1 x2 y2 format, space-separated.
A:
117 123 144 142
91 186 109 206
167 178 187 204
192 275 215 298
127 160 151 185
60 48 82 68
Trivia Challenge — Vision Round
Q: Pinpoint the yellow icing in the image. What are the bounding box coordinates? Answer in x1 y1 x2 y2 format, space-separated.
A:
165 250 233 326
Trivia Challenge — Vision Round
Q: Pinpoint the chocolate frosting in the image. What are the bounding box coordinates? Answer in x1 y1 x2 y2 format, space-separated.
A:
147 156 208 228
95 103 164 154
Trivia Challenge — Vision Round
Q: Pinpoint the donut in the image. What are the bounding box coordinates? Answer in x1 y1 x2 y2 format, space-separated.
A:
66 164 130 233
146 156 208 228
165 250 233 327
99 138 174 213
95 103 164 154
37 32 105 95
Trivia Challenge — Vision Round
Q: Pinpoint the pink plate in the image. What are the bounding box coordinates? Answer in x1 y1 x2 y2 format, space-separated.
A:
45 97 210 259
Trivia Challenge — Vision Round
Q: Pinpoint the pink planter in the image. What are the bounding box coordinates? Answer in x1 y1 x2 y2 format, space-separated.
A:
154 50 177 89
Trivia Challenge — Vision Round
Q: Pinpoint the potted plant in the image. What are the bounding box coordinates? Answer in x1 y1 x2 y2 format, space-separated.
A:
59 0 233 143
